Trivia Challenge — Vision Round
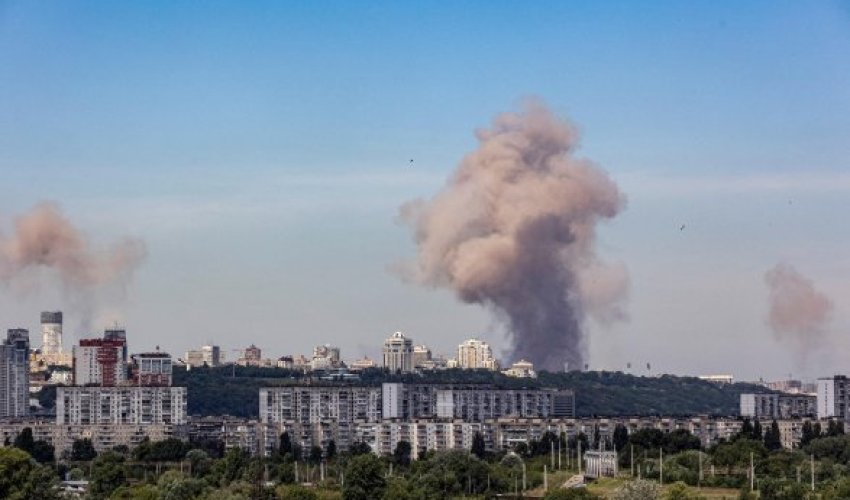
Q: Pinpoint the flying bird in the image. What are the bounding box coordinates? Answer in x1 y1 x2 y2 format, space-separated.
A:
679 224 686 231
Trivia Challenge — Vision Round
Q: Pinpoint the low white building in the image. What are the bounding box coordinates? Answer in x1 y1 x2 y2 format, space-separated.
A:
503 359 536 378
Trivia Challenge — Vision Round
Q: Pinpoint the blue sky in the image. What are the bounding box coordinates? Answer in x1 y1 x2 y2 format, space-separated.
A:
1 1 848 380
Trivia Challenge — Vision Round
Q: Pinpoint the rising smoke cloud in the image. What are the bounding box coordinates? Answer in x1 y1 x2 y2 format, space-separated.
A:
765 263 833 349
400 101 627 371
0 202 147 325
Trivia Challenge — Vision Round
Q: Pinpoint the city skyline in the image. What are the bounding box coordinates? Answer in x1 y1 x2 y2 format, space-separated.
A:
1 1 849 380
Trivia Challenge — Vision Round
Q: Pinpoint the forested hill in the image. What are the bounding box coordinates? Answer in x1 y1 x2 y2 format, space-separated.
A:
172 366 770 418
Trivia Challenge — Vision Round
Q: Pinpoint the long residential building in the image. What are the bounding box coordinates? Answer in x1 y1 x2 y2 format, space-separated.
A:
740 393 817 419
382 383 575 421
57 386 187 425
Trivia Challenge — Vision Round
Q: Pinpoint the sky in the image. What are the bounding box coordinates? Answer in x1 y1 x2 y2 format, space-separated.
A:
1 1 849 381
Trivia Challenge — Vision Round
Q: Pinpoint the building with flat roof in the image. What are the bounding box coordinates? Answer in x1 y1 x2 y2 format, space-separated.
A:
57 386 187 425
0 329 30 418
817 376 849 420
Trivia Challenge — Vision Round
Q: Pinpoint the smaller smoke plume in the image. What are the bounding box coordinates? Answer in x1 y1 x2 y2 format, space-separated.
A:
0 202 146 305
764 263 833 345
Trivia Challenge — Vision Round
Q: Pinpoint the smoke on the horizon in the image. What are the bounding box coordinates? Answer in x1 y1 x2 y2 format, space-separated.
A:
0 202 147 327
765 263 833 351
400 102 627 371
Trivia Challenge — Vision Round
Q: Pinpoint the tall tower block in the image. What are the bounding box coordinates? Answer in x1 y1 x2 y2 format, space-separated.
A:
41 311 63 357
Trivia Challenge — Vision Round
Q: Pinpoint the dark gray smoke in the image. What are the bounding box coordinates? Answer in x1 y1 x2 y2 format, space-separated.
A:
400 102 627 370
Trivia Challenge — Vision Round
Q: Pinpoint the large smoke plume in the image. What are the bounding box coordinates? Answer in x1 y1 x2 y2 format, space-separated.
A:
0 202 147 325
765 263 833 351
400 102 627 371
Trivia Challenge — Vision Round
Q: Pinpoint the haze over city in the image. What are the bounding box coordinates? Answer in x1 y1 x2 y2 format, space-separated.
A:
1 1 849 381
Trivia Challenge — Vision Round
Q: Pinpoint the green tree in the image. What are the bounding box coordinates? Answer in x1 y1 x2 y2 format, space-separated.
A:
186 449 212 478
801 421 815 447
88 451 127 500
753 420 763 441
349 441 372 456
343 453 386 500
326 439 337 461
613 424 629 452
764 420 782 451
280 431 293 455
12 427 35 456
741 419 754 440
30 440 55 463
664 481 704 500
544 488 603 499
0 447 61 500
308 445 323 465
209 447 250 487
471 431 486 459
393 440 412 467
276 484 318 500
71 438 97 461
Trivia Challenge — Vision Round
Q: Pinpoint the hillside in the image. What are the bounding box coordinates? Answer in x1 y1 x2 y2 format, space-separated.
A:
173 366 769 418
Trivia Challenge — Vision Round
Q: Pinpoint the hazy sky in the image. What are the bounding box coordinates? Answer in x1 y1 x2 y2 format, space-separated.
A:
1 1 849 380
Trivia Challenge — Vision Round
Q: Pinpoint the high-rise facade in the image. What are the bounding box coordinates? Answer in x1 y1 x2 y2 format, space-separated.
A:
39 311 71 366
817 375 849 420
40 311 62 356
457 338 498 370
383 331 414 373
0 329 30 417
73 338 127 386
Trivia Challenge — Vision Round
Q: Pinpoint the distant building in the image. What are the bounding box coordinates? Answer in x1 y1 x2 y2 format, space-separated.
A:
276 356 294 369
40 312 71 366
698 374 734 384
185 344 222 368
383 332 414 373
457 339 498 370
311 344 342 370
0 329 30 417
238 345 262 366
412 345 432 369
503 359 536 378
131 350 173 386
349 356 377 371
817 375 850 420
73 338 127 386
740 393 816 419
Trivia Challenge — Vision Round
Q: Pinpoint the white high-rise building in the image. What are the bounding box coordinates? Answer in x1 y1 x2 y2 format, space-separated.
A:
41 311 62 356
39 311 71 366
383 331 414 373
817 375 849 419
457 338 498 370
0 329 30 417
